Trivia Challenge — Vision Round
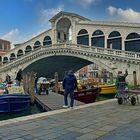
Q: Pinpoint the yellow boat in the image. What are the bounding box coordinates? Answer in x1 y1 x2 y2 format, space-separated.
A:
97 84 117 95
77 79 117 95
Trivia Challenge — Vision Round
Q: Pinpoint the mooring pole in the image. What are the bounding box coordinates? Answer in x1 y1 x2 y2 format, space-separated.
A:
27 72 35 104
54 72 59 93
133 71 137 88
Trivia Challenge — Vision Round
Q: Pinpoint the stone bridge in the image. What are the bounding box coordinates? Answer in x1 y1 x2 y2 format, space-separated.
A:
0 43 140 85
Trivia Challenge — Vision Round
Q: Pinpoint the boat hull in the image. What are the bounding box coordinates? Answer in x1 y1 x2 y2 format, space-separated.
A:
59 88 100 103
0 94 30 113
98 84 117 95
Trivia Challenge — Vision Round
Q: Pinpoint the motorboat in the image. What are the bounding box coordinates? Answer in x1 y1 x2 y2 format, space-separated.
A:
0 85 30 113
58 87 100 104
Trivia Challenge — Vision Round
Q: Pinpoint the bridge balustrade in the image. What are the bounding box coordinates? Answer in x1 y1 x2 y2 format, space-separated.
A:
1 43 140 67
107 49 115 55
125 52 135 58
96 48 104 53
136 54 140 58
115 51 122 56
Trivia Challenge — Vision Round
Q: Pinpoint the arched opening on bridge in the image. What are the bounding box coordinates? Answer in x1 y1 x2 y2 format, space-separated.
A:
10 53 16 61
56 18 71 43
25 45 32 54
125 32 140 52
107 31 122 50
33 41 41 49
23 55 92 80
43 36 52 46
91 30 104 48
17 49 24 58
77 29 89 46
3 57 8 64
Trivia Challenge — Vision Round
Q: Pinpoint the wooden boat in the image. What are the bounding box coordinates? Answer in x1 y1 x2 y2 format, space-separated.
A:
58 87 100 103
0 85 30 113
77 79 116 95
96 84 117 95
74 88 100 103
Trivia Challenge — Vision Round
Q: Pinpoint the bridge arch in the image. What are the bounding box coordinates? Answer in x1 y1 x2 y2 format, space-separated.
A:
21 49 117 80
33 41 41 49
125 32 140 52
91 30 104 48
17 49 24 58
10 53 16 61
43 36 52 46
107 31 122 50
3 57 8 64
25 45 32 54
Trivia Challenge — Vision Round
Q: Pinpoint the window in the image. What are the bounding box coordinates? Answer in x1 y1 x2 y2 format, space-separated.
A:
91 30 104 48
107 31 122 50
77 29 89 46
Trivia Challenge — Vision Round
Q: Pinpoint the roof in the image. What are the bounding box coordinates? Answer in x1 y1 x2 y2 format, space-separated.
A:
0 39 11 44
49 11 91 22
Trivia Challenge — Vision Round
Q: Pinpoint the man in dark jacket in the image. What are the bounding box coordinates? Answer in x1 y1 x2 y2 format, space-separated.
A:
15 69 23 86
5 74 12 84
62 70 77 109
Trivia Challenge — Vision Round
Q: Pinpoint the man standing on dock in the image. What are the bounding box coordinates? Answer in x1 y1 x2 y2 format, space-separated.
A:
62 70 77 109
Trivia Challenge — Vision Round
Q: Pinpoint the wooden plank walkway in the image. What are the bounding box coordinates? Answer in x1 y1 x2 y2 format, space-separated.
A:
35 92 85 111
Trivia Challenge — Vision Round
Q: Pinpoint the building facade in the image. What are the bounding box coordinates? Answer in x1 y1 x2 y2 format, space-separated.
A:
0 39 11 64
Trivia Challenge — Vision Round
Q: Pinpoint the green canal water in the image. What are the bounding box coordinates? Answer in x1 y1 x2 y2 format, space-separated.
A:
0 102 46 121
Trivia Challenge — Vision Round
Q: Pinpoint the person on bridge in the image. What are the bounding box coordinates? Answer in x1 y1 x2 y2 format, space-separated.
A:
62 70 77 109
15 69 23 86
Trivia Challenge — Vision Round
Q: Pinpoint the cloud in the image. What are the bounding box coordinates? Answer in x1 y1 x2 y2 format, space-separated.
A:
107 6 140 22
76 0 100 7
39 5 64 28
1 29 19 42
107 6 117 16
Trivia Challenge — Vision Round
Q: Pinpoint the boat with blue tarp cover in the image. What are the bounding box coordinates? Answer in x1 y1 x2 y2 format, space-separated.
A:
0 84 30 113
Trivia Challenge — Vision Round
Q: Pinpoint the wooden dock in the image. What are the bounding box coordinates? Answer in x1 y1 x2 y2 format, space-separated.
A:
35 92 85 111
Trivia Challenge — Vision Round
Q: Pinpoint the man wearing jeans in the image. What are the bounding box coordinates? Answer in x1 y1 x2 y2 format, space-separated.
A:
62 70 77 109
116 69 128 97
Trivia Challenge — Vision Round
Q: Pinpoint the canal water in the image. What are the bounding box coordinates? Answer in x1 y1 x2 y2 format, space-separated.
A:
0 95 114 121
97 94 115 101
0 102 46 121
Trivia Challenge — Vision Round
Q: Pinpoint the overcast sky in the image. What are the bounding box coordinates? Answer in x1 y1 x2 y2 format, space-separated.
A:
0 0 140 44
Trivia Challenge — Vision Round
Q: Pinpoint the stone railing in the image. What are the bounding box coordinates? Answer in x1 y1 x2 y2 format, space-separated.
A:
65 43 140 60
1 43 140 72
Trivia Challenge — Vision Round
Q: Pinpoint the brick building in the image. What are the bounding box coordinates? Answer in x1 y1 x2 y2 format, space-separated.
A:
0 39 11 63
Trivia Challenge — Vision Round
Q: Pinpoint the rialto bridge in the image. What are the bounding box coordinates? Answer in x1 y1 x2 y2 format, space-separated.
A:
0 11 140 85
